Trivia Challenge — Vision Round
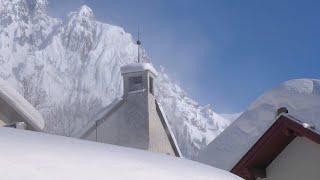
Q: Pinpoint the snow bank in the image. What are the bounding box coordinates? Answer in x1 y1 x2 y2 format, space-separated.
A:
0 128 241 180
198 79 320 170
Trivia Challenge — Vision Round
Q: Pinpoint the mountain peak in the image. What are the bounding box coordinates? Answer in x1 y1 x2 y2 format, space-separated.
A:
66 4 95 25
63 5 97 55
78 5 94 18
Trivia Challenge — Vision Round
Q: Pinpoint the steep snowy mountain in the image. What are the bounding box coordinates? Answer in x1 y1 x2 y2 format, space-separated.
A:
0 0 230 158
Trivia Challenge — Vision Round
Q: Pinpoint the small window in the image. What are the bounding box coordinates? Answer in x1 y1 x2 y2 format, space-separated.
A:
129 76 143 91
149 77 154 94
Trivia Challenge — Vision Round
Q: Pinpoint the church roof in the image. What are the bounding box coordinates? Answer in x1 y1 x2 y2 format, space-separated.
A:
121 63 158 76
76 97 182 157
0 80 45 131
75 98 124 138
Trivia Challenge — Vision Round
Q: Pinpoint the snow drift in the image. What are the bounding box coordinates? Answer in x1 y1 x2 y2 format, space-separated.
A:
0 127 242 180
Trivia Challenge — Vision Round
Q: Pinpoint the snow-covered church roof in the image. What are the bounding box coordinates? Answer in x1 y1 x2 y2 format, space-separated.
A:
0 80 45 131
198 79 320 170
0 128 241 180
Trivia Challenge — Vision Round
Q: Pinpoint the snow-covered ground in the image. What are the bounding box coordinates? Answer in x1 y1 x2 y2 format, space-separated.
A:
197 79 320 170
0 127 242 180
0 0 231 158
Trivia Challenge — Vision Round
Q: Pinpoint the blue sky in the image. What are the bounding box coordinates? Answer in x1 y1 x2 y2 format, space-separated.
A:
49 0 320 113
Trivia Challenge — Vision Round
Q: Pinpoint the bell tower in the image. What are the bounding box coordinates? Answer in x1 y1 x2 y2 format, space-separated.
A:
121 63 157 97
80 34 181 157
119 63 157 149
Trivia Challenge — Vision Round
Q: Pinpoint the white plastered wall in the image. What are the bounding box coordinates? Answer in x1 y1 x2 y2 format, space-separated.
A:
258 137 320 180
148 94 175 156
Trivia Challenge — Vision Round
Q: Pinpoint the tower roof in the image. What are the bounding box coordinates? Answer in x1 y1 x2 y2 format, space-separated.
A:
121 63 158 76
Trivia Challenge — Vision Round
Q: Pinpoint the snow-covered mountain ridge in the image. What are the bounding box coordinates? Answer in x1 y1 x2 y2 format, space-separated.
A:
0 0 230 158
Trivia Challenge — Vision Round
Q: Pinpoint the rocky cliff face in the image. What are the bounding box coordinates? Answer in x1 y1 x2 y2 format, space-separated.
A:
0 0 230 158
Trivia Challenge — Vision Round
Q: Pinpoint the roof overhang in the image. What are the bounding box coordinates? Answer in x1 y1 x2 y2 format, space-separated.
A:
121 63 158 76
0 80 45 131
231 114 320 180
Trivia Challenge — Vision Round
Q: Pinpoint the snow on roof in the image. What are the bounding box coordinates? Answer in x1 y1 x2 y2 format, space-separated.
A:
0 128 242 180
0 79 45 131
198 79 320 171
121 63 158 76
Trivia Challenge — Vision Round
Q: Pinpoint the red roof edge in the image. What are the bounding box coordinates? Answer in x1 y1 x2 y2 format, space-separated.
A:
231 114 320 180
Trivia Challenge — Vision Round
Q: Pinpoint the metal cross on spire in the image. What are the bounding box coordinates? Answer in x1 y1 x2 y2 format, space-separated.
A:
137 29 141 63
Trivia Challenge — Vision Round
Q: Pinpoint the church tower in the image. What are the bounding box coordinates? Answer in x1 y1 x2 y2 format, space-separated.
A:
80 62 181 157
79 34 181 157
119 63 158 149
